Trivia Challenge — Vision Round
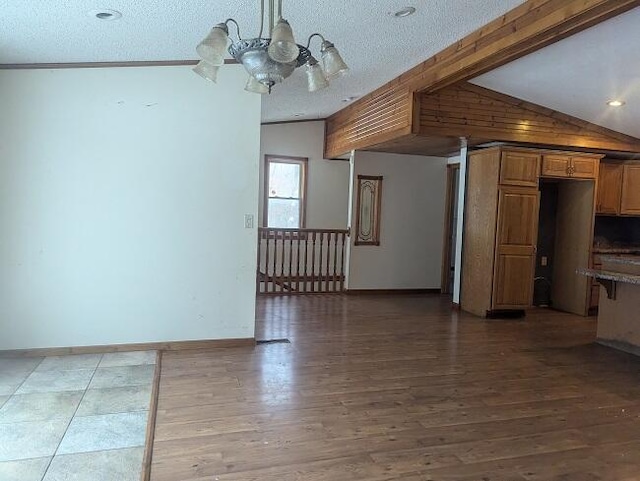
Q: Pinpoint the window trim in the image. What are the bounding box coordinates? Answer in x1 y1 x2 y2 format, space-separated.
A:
263 155 308 228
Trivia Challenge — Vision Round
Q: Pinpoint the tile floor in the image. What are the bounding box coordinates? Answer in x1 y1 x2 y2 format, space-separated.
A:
0 351 156 481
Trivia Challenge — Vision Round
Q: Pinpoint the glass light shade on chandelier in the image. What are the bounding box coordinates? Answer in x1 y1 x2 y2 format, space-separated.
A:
245 75 269 94
194 0 348 94
192 60 219 83
305 59 328 92
268 19 300 63
196 24 229 66
321 41 349 78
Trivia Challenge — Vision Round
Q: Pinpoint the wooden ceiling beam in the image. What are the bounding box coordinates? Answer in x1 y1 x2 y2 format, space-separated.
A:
413 0 640 93
325 0 640 158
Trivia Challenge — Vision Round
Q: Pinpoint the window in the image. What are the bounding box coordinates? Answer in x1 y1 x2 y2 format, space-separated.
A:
264 155 307 228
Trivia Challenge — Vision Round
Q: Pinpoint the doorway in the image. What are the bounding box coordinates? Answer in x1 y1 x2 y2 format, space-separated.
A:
441 164 460 295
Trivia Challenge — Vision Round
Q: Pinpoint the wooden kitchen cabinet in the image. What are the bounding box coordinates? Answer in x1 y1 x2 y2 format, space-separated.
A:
499 151 541 187
461 147 540 317
596 161 640 216
596 163 623 215
462 146 599 318
492 187 540 310
621 164 640 215
541 153 599 179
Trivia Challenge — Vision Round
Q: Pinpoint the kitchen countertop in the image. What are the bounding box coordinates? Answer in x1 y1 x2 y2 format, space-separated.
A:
578 267 640 286
592 247 640 254
599 255 640 267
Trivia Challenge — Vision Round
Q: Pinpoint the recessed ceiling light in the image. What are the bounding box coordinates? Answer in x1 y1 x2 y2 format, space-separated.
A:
293 113 305 117
393 7 416 18
342 96 359 103
607 100 625 107
89 9 122 20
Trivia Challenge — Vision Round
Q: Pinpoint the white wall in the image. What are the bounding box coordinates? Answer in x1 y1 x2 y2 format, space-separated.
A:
259 121 349 228
0 65 261 350
347 151 448 290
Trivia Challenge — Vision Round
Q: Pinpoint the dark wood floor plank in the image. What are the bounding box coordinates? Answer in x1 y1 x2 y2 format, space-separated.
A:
150 295 640 480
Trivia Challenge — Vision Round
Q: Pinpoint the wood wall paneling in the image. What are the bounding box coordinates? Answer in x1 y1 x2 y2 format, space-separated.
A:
417 84 640 153
324 89 413 158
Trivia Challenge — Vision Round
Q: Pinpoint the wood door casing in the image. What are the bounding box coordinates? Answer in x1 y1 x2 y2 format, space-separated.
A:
499 151 541 187
492 187 540 310
596 163 623 214
621 164 640 215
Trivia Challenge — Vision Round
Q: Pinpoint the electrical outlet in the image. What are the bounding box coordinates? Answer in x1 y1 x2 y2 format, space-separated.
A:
541 256 548 266
244 214 254 229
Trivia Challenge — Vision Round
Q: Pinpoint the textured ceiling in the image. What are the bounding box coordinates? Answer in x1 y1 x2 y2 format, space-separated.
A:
472 7 640 140
1 0 526 122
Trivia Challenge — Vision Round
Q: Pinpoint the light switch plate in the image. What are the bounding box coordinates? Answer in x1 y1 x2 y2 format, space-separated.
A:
244 214 254 229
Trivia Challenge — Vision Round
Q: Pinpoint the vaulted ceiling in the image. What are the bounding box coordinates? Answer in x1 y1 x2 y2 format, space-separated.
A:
2 0 526 123
471 6 640 140
3 0 638 143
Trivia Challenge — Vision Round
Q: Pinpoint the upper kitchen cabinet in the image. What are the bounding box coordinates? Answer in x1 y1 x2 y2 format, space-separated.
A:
499 151 541 187
541 153 599 179
596 162 623 215
621 164 640 215
597 161 640 216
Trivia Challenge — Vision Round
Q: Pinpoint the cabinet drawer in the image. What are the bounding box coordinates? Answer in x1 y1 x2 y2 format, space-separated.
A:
541 155 571 178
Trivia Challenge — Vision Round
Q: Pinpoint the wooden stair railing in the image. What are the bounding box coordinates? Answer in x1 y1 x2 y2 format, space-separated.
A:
257 228 349 295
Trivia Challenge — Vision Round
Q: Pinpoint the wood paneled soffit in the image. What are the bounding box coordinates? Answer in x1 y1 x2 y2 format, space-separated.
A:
324 0 640 158
417 84 640 153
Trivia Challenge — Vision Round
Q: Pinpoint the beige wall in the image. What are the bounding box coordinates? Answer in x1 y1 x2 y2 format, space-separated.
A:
347 151 448 290
0 65 261 350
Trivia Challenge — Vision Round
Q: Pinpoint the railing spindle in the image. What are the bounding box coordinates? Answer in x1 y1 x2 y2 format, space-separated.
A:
332 232 337 292
303 233 308 293
340 232 346 292
296 233 302 293
311 231 317 293
324 232 330 292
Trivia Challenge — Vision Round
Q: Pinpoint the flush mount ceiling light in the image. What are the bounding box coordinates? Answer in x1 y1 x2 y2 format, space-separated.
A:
88 9 122 20
194 0 349 94
607 100 625 107
393 7 416 18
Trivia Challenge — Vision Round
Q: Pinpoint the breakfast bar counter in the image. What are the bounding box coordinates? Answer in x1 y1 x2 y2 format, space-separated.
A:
579 255 640 354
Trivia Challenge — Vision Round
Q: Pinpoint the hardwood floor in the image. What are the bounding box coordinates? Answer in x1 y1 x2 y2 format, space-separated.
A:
150 294 640 480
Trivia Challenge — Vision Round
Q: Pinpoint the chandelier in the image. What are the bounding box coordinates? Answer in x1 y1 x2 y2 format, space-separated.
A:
193 0 349 94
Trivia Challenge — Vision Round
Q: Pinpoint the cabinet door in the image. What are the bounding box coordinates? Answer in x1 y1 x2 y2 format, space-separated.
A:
570 157 599 179
596 163 622 214
500 151 541 187
492 188 540 310
621 164 640 215
541 154 571 178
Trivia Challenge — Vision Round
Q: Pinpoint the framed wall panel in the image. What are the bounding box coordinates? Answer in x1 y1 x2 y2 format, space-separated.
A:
354 175 382 246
